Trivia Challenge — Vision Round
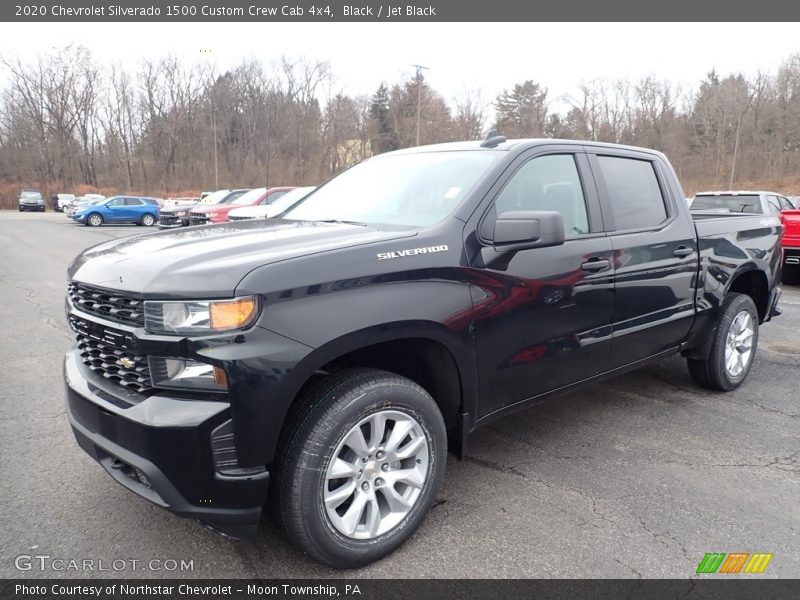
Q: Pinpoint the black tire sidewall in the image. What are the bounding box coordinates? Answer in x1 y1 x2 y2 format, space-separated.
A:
287 376 446 567
711 294 759 390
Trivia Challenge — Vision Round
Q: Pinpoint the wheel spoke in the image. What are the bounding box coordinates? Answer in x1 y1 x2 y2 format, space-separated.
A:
386 466 425 489
364 496 381 537
324 480 356 509
380 485 412 512
327 457 359 480
395 434 426 460
343 426 370 456
338 489 369 535
385 419 415 454
368 412 388 449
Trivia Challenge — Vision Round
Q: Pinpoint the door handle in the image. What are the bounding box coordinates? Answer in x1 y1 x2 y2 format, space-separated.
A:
673 246 693 257
581 258 611 272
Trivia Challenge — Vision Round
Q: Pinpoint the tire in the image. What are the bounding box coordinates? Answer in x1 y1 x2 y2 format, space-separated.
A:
687 293 759 391
86 213 103 227
275 368 447 568
140 213 156 227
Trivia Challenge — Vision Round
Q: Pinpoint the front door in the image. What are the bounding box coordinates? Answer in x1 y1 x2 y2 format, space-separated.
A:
469 150 614 418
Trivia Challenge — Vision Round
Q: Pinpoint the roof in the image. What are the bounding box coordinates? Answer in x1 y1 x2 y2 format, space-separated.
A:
384 138 668 159
695 190 781 196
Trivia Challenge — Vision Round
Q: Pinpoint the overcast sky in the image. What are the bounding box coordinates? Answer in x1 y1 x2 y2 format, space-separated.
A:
1 22 799 107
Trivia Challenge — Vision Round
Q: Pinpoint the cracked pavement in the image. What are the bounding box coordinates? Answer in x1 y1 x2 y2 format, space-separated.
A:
0 211 798 578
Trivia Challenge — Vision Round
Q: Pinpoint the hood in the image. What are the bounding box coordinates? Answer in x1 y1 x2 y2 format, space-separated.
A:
68 219 416 298
161 201 199 213
229 206 270 218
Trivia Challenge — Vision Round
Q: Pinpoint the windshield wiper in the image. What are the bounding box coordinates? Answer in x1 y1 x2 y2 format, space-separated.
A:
317 219 368 227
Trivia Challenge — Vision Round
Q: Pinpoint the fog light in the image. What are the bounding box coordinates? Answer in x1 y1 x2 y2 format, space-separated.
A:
148 356 228 391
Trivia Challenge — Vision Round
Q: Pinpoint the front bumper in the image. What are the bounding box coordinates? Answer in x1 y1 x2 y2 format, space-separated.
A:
64 348 268 538
157 214 186 228
19 203 44 211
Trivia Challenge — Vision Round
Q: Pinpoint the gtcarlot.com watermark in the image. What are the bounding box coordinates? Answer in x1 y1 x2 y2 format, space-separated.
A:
14 552 194 572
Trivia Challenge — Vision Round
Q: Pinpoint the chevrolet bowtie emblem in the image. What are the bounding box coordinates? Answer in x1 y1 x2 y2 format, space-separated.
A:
117 357 135 369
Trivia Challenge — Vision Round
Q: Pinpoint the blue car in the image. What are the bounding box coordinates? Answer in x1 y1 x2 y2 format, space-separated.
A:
72 196 161 227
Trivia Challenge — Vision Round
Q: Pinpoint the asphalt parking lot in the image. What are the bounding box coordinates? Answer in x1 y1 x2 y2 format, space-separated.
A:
0 210 798 579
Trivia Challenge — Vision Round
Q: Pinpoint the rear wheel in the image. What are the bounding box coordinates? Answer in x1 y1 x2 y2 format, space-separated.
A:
687 293 758 391
86 213 103 227
141 213 156 227
275 368 446 568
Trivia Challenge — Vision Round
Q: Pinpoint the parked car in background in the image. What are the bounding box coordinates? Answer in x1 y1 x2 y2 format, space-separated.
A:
159 189 245 229
64 193 106 215
187 188 294 225
691 190 794 216
72 196 160 227
227 186 315 221
56 194 76 212
780 208 800 284
18 189 45 212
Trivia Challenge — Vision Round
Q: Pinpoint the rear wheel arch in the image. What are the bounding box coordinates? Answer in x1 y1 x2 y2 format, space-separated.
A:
726 267 769 322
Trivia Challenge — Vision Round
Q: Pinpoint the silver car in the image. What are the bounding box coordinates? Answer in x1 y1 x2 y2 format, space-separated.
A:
18 190 45 212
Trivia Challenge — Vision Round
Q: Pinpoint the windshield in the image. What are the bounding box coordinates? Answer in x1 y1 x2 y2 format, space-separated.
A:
691 194 762 214
230 188 266 205
284 151 500 227
201 190 232 204
269 187 316 214
21 191 41 198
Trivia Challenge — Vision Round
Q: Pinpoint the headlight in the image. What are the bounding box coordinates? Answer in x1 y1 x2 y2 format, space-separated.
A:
149 356 227 391
144 296 259 335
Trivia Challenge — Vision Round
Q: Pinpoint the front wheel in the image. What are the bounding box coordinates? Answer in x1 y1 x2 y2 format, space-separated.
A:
86 213 103 227
275 368 447 568
141 213 156 227
687 293 759 391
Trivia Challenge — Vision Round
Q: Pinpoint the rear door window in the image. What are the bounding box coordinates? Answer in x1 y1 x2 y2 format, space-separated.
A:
596 156 667 230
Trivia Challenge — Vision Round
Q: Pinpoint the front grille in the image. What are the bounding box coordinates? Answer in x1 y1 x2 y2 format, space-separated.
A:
188 213 209 225
68 282 144 327
76 332 153 394
158 214 181 226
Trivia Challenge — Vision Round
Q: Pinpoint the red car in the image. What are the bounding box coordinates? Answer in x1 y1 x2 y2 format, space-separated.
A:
780 208 800 284
188 187 294 225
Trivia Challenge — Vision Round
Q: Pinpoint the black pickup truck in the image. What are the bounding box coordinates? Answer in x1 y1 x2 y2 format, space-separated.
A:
64 137 782 568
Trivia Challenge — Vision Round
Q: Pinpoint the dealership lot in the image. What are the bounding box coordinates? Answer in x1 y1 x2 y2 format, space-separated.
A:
0 210 798 578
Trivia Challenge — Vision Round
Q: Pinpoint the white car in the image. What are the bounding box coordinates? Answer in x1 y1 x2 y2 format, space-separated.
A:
56 193 76 212
227 186 316 221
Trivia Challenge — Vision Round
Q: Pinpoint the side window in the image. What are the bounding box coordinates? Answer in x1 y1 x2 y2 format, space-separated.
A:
494 154 590 238
596 156 667 230
125 198 144 206
107 198 124 207
765 195 781 214
780 196 794 210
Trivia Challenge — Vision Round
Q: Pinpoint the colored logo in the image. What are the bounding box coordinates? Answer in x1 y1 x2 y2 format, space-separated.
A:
696 552 773 574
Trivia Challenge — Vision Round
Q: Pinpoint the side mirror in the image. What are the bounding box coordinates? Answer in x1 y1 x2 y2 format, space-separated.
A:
491 210 566 252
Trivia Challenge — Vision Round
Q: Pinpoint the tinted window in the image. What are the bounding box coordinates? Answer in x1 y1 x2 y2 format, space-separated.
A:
691 194 762 214
494 154 590 238
765 195 781 214
597 156 667 230
124 198 144 206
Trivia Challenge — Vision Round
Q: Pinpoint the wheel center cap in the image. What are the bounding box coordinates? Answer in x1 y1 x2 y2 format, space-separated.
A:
364 461 379 479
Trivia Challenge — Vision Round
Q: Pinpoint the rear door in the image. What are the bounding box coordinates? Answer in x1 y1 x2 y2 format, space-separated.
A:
124 197 146 221
586 149 697 369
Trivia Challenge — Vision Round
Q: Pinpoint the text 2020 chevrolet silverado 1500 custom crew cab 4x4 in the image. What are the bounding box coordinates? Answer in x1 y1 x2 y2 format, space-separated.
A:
64 137 782 568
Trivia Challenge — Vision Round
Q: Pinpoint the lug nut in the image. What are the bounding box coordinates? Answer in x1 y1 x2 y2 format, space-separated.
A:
361 482 369 491
362 456 369 463
376 451 385 460
381 463 389 471
375 478 384 487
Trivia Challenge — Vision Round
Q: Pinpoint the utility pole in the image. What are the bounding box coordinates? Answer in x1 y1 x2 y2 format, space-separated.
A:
412 64 429 146
211 99 219 189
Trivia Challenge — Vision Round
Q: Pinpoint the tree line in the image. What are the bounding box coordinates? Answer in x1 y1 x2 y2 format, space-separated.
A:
1 46 799 207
